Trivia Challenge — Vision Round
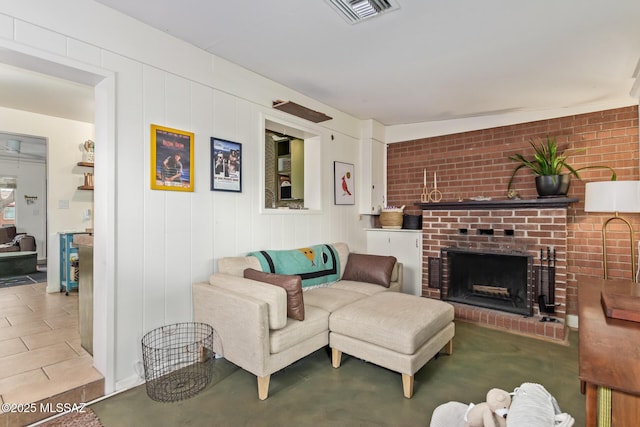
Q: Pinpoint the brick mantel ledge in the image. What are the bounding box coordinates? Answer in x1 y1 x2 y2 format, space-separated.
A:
417 197 578 210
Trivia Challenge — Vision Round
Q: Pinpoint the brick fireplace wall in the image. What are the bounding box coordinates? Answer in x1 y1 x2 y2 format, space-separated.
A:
387 106 639 319
421 203 569 340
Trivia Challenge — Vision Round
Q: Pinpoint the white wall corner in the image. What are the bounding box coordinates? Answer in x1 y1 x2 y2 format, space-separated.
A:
631 57 640 99
361 119 385 142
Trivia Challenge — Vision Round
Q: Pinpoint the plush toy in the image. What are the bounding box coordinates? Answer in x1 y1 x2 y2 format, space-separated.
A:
464 388 511 427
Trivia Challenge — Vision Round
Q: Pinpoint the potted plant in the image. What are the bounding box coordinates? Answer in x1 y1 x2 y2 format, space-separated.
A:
508 136 617 197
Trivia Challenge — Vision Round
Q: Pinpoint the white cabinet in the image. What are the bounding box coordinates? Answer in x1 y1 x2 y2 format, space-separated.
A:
366 229 423 296
359 137 386 215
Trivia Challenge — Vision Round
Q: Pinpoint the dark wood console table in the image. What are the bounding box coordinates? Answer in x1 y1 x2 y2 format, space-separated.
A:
578 276 640 426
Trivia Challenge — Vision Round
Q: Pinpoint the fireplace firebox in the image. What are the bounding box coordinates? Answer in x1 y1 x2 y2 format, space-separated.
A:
440 248 533 316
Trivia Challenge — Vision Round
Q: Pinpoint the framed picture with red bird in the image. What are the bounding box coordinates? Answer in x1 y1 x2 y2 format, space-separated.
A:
334 161 355 205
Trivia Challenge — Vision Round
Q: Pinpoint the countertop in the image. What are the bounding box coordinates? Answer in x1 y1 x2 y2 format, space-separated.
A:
72 234 94 247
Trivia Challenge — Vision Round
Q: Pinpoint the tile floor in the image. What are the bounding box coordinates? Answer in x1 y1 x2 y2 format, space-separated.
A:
0 281 104 427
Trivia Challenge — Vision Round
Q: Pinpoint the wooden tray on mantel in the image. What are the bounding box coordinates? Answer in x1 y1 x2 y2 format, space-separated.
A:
601 281 640 323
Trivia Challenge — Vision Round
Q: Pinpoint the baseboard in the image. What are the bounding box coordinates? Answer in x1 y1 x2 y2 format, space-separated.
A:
115 373 144 391
87 375 144 406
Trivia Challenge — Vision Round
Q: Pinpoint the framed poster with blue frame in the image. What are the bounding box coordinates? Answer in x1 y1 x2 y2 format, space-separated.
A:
211 137 242 192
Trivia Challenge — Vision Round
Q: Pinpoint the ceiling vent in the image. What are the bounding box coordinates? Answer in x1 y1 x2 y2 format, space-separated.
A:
325 0 400 24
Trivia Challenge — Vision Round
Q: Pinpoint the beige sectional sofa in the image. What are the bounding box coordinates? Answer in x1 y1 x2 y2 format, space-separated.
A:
193 242 454 400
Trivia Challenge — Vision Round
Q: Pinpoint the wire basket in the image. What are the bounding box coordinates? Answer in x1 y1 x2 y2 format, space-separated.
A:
141 322 216 402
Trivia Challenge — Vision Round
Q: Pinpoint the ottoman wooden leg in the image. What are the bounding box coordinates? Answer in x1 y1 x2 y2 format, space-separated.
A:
257 375 270 400
332 348 342 368
402 373 414 398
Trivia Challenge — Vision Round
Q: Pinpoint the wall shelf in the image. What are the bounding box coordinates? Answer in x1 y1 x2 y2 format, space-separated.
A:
417 197 578 210
272 100 332 123
76 162 94 190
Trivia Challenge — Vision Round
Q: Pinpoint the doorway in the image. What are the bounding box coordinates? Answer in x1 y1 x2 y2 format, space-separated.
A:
0 177 16 225
0 51 114 394
0 132 47 261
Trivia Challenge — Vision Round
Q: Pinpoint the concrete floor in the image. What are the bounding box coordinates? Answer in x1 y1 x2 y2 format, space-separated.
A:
90 322 585 426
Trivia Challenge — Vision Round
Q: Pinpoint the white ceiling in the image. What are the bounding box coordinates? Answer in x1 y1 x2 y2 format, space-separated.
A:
0 1 639 132
91 0 640 126
0 63 93 162
0 62 94 124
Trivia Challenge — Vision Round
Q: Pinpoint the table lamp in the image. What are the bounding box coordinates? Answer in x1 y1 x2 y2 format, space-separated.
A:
584 181 640 283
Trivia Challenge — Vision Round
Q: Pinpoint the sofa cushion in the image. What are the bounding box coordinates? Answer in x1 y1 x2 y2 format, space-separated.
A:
218 256 262 277
330 280 391 296
342 253 397 288
332 242 350 278
16 235 36 252
270 305 329 354
209 273 287 330
304 287 367 312
0 244 19 253
0 227 14 245
244 268 305 321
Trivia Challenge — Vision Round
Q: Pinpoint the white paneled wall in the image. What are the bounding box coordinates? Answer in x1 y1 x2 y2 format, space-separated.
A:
0 1 368 392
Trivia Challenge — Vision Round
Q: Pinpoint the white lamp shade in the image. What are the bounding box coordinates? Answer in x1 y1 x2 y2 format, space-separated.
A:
584 181 640 213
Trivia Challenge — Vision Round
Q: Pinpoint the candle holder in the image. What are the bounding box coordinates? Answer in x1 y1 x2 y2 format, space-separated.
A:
429 189 442 203
421 185 429 203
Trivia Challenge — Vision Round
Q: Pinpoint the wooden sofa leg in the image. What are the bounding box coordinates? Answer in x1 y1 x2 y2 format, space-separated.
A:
257 375 270 400
331 348 342 368
441 339 453 355
402 373 414 398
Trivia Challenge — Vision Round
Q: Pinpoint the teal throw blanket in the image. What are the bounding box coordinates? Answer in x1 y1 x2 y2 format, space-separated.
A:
248 244 340 288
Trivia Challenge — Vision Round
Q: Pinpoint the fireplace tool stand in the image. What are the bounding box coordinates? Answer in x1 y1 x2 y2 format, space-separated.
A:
537 247 559 322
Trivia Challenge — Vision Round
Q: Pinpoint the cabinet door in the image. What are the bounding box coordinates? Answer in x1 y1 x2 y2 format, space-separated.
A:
359 138 386 214
370 139 385 214
387 233 422 296
366 230 423 296
366 230 392 256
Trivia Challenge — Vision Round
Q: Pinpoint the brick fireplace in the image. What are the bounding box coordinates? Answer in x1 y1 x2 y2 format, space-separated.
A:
420 198 575 342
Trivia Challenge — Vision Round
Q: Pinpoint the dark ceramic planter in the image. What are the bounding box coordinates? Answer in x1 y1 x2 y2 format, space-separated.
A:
535 175 571 197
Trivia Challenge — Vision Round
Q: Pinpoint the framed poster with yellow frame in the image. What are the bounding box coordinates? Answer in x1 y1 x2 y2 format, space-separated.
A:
150 124 194 191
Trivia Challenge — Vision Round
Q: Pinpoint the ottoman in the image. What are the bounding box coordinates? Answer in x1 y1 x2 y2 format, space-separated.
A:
329 292 455 398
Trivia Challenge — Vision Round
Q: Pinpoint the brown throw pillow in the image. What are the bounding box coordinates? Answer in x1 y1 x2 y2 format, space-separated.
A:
243 269 305 321
342 253 397 287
